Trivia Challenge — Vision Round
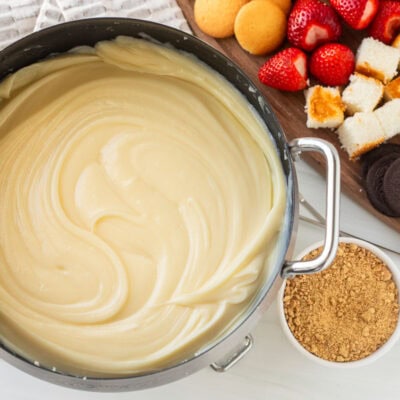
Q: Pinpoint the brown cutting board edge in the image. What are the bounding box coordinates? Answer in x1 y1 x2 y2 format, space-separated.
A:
177 0 400 233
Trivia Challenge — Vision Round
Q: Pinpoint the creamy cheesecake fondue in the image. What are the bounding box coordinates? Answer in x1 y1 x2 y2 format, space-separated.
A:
0 37 286 376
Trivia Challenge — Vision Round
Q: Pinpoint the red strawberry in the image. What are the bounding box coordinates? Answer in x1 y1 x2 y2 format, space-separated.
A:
330 0 379 30
287 0 342 51
369 1 400 44
258 48 308 91
310 43 355 86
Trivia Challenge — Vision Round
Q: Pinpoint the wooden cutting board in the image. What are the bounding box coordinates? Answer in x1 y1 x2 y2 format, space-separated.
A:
176 0 400 233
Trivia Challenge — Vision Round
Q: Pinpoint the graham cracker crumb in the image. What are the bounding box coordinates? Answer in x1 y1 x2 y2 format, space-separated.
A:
283 243 399 362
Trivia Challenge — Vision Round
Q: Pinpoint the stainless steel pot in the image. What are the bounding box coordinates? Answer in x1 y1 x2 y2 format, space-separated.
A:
0 18 341 392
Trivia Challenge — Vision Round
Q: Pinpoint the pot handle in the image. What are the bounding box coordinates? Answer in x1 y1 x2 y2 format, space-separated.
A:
282 137 340 278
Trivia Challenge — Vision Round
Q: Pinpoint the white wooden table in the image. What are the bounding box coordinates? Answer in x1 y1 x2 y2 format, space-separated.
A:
2 159 400 400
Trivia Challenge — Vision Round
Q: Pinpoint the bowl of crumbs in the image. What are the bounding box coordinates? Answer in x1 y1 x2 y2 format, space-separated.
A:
278 237 400 367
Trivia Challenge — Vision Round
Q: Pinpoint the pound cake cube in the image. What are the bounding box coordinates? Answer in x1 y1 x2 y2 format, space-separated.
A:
342 73 383 114
356 37 400 84
337 112 385 159
305 85 345 129
374 99 400 140
384 76 400 100
392 33 400 49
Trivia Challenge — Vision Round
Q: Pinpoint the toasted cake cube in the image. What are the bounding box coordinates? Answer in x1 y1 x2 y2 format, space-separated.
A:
392 33 400 49
374 99 400 140
342 73 383 114
305 85 345 129
356 37 400 84
384 76 400 100
337 112 385 159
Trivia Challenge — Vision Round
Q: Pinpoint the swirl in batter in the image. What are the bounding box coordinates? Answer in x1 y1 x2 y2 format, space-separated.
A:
0 37 286 376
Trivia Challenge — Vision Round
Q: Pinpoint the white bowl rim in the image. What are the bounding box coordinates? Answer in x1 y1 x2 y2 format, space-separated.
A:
278 236 400 368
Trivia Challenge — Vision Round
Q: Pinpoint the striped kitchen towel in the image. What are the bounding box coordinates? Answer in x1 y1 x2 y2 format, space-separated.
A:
0 0 191 50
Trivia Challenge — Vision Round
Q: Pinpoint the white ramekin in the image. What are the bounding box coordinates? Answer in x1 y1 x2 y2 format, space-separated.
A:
278 237 400 368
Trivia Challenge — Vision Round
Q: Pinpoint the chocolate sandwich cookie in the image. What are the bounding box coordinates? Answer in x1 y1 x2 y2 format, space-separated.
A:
366 154 400 217
361 143 400 179
383 158 400 216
